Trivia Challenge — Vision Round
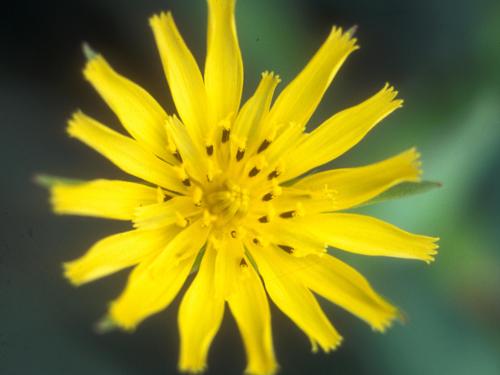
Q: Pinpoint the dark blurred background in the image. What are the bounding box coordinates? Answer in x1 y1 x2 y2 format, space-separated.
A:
1 0 499 374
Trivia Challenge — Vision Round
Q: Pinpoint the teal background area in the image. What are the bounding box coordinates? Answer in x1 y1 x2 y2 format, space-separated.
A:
1 0 499 374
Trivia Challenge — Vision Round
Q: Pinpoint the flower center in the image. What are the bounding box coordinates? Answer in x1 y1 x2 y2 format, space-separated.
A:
205 180 250 225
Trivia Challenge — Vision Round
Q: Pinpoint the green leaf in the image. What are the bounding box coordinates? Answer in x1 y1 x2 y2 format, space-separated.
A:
33 174 85 188
361 181 442 207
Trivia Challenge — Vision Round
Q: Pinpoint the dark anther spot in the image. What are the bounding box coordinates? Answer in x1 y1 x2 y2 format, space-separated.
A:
182 178 191 187
231 230 237 238
278 244 294 254
206 144 214 156
257 139 271 153
222 128 230 143
249 167 261 177
236 148 245 161
262 192 273 201
173 150 183 163
258 216 269 223
240 258 248 267
279 210 296 219
252 238 260 245
267 170 280 180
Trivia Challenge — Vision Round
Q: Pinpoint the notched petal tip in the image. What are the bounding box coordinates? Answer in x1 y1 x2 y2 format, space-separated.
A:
62 260 85 287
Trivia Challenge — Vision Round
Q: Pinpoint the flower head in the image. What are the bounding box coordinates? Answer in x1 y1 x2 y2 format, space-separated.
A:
45 1 438 374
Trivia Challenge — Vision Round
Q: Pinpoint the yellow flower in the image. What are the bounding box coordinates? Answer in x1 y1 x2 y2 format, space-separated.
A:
45 1 438 374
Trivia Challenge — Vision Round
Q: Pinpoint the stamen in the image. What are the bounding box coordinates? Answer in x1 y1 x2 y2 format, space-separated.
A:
206 144 214 156
182 178 191 187
262 192 273 201
258 215 269 223
252 238 260 245
278 244 294 254
156 187 173 203
173 150 183 163
192 187 203 206
175 212 188 228
257 139 271 153
249 167 261 177
236 148 245 161
221 128 230 143
280 210 296 219
268 169 280 180
231 230 237 238
240 258 248 267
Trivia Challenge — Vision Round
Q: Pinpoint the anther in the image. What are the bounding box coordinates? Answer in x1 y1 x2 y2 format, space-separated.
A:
231 230 237 238
173 150 183 163
279 210 296 219
206 144 214 156
278 244 294 254
252 238 260 245
182 178 191 187
262 192 273 201
249 166 261 177
236 148 245 161
268 169 280 180
240 258 248 267
258 215 269 223
257 139 271 153
221 128 230 143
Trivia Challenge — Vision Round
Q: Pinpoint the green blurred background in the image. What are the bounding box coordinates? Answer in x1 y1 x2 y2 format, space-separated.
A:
1 0 499 374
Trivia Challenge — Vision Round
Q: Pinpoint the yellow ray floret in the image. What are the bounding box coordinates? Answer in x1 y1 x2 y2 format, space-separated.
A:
110 220 209 330
63 225 180 286
150 12 208 143
251 244 342 353
228 259 278 375
83 55 175 163
297 213 439 262
205 0 243 125
51 179 157 220
296 254 399 331
178 246 225 373
281 84 403 181
293 148 422 210
67 111 186 193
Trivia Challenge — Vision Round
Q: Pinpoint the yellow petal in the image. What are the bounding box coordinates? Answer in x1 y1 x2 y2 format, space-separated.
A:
133 196 201 230
250 244 342 352
165 115 208 182
178 245 225 373
150 12 208 144
228 258 278 375
299 213 439 262
83 55 175 163
63 226 179 286
265 27 357 132
297 254 398 331
205 0 243 124
67 111 186 193
248 220 326 257
51 179 157 220
110 220 209 330
293 148 421 210
281 84 403 181
231 72 280 153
